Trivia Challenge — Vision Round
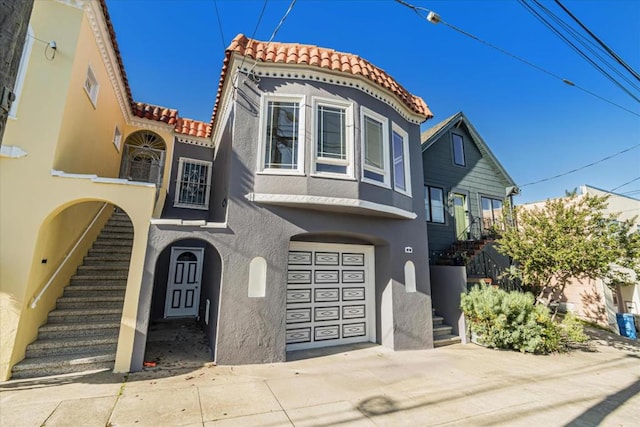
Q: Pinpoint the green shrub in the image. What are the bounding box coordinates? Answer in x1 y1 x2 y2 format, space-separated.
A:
460 285 584 354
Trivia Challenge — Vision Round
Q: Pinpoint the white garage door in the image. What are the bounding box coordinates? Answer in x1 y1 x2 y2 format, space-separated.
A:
286 242 376 351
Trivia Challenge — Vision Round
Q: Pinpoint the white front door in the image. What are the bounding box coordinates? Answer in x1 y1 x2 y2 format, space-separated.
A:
286 242 376 351
164 247 203 318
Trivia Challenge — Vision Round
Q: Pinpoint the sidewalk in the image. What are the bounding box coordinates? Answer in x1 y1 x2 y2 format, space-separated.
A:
1 328 638 427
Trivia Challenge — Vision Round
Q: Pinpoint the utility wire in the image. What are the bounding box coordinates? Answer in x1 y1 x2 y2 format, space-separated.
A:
519 0 640 103
611 176 640 192
554 0 640 82
528 0 640 93
393 0 640 117
520 143 640 187
213 0 226 50
233 0 269 88
246 0 297 77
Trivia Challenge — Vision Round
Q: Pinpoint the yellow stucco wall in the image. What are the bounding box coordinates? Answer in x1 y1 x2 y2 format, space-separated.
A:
53 11 125 176
0 1 158 380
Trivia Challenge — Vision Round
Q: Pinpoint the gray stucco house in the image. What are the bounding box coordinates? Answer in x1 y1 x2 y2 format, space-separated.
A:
132 34 437 368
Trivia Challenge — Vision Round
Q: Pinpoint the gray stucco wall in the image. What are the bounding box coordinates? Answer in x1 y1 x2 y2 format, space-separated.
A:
131 71 434 370
423 123 512 253
161 140 215 220
430 265 467 340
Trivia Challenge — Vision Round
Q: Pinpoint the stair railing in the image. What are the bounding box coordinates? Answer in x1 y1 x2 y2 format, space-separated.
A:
30 202 110 309
466 249 522 292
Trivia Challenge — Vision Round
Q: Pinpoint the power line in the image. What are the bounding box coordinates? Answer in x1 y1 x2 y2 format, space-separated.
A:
213 0 226 50
611 176 640 192
393 0 640 118
518 0 640 103
520 143 640 187
246 0 297 78
233 0 269 88
554 0 640 82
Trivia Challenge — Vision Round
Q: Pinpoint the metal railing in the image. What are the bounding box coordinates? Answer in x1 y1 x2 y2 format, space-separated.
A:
456 215 508 241
30 203 109 308
466 250 522 292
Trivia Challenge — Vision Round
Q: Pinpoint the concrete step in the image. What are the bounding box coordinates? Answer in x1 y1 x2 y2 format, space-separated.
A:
63 286 126 298
433 324 453 337
47 308 122 323
71 275 128 284
25 337 117 358
77 265 129 273
92 239 133 247
98 232 134 239
82 258 130 266
434 334 462 348
11 352 115 379
432 315 444 326
87 247 132 256
102 224 133 231
56 296 124 309
38 321 121 339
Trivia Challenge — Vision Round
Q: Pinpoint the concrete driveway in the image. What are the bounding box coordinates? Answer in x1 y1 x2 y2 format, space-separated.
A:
1 328 638 427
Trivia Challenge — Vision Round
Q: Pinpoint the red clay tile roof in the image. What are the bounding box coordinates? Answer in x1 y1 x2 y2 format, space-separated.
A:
99 1 211 138
211 34 433 130
131 102 212 138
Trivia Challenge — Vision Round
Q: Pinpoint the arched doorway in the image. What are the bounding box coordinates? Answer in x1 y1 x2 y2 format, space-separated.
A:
119 130 166 187
144 239 222 368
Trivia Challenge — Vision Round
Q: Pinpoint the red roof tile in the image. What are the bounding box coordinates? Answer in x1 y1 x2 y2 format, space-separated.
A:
209 34 432 130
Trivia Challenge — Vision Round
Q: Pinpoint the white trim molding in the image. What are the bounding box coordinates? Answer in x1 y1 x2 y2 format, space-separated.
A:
51 169 156 187
0 145 28 158
176 136 214 148
245 192 417 219
233 56 426 124
84 1 131 122
150 218 228 229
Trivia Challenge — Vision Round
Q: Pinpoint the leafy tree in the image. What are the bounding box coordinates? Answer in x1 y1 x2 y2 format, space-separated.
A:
496 193 640 310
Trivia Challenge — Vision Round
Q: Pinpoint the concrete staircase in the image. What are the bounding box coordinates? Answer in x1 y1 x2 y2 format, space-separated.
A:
11 210 133 379
432 309 461 348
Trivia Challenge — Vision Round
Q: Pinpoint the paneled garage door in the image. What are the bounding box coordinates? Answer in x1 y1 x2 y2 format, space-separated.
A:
286 242 375 351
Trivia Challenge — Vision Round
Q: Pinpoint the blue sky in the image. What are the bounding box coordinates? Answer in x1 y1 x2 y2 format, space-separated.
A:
105 0 640 204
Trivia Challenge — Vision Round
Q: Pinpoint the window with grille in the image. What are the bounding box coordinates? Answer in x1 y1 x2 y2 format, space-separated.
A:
313 99 353 177
174 158 212 209
260 95 305 174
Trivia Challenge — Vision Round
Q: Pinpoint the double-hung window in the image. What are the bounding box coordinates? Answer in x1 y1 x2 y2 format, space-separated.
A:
391 123 411 196
424 185 445 223
481 196 503 230
452 133 465 166
361 107 389 187
313 98 353 177
260 95 305 174
174 158 212 210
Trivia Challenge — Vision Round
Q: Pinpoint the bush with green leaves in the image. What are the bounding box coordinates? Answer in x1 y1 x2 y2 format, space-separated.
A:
460 285 586 354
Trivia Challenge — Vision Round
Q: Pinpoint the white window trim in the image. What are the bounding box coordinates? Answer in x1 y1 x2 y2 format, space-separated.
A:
113 125 122 152
311 96 354 179
257 94 306 175
83 64 99 108
391 122 411 197
8 26 34 119
173 157 213 210
360 106 390 188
